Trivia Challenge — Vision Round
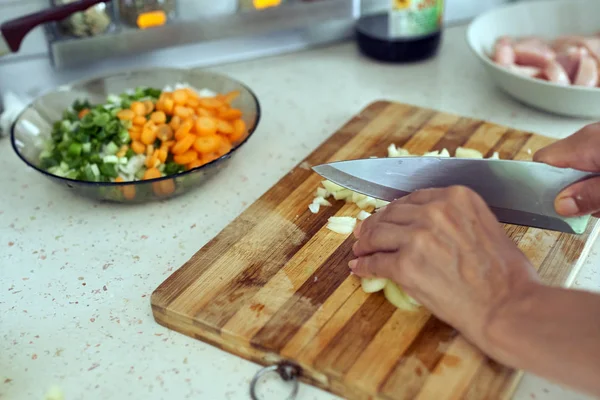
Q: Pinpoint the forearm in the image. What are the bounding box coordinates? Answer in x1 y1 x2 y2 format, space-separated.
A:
485 284 600 397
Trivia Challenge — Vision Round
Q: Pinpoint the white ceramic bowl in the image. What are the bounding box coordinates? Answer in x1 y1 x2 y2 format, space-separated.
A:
466 0 600 119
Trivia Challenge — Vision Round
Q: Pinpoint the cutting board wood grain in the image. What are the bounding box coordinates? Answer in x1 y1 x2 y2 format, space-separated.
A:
152 101 600 400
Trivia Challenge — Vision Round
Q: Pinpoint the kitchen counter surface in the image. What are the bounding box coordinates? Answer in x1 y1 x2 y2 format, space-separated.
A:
1 24 599 400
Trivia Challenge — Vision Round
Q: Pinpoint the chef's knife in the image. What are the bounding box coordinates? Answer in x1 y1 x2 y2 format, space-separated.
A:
312 157 598 234
0 0 110 57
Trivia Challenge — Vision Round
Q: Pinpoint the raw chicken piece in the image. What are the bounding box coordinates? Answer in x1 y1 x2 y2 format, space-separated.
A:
514 37 555 68
506 64 542 78
574 54 599 87
553 36 600 62
493 36 515 66
555 46 588 82
543 60 571 85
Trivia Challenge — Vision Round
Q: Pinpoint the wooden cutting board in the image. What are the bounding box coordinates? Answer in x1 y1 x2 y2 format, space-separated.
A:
152 101 600 400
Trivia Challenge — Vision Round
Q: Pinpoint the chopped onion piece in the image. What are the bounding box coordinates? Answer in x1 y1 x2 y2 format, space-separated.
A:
352 192 367 203
375 199 390 209
333 189 353 200
488 151 500 160
356 196 377 210
357 210 371 221
323 180 344 193
455 147 484 159
313 196 332 207
326 216 357 234
361 277 388 293
439 148 451 157
423 150 440 157
309 203 320 214
388 144 412 158
316 187 329 198
384 282 418 311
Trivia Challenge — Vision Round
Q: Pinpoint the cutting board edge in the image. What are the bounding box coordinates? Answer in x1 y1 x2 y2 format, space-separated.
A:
151 303 381 400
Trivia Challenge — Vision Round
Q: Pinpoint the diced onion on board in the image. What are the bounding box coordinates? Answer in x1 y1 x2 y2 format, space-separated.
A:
455 147 484 159
326 216 357 234
357 210 371 221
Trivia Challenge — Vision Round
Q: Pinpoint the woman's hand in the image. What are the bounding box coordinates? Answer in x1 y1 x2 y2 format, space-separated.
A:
534 122 600 217
349 186 540 354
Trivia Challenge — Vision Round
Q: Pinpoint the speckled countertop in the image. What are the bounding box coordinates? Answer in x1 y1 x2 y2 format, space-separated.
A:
1 24 599 400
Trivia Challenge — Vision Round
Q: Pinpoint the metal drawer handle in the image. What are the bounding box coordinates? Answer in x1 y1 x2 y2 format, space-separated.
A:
250 362 301 400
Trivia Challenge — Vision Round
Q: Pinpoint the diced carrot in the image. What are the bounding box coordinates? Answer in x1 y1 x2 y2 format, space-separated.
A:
159 92 171 103
116 145 129 158
169 115 181 131
141 123 158 145
175 119 194 140
184 88 199 99
187 160 204 170
156 124 173 141
172 89 188 105
216 139 233 157
117 109 135 121
193 135 221 154
129 128 141 142
202 152 220 164
199 98 224 110
174 106 193 119
171 134 196 155
161 140 175 149
157 148 168 163
163 98 175 114
133 115 147 126
195 117 217 136
155 100 164 112
219 108 242 121
173 150 198 165
216 119 234 135
145 151 159 168
197 108 214 117
78 109 91 119
146 145 154 157
150 111 167 124
143 100 155 115
143 168 161 180
186 97 200 108
131 141 145 154
131 101 146 116
153 178 175 197
117 178 136 200
230 119 247 142
219 108 243 121
223 90 240 104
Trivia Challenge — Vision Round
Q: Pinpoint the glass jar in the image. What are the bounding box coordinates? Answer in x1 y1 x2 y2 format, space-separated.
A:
118 0 177 29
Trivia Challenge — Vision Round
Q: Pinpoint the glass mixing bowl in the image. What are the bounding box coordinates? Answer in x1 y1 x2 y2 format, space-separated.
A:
10 68 261 203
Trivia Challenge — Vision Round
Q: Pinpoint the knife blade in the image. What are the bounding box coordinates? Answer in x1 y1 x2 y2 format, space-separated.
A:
312 157 598 234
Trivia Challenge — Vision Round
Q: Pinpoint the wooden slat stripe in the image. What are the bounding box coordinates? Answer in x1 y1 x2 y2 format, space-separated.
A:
344 308 432 394
379 317 459 399
432 118 484 152
402 113 462 154
415 336 485 400
462 361 517 400
151 101 390 307
313 293 399 377
250 236 356 352
219 204 356 342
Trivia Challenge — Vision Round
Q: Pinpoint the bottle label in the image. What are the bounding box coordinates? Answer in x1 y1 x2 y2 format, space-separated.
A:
389 0 444 39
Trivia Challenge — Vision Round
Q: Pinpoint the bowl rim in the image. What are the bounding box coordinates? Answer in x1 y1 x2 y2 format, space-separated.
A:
465 0 600 94
10 67 261 187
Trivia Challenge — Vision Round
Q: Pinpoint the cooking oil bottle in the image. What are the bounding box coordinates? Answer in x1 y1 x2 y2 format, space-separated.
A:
356 0 444 62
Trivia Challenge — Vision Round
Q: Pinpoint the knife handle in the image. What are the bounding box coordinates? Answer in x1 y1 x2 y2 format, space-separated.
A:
0 0 111 53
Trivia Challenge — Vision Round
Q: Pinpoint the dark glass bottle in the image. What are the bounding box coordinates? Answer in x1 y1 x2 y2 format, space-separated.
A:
356 0 444 63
